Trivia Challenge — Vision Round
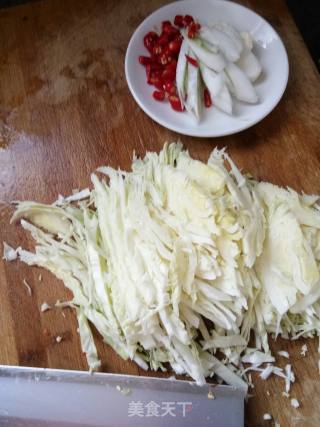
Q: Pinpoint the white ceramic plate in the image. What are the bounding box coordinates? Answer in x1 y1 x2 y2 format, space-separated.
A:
125 0 289 137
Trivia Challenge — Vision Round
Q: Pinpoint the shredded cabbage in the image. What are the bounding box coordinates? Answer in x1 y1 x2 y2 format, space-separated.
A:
7 143 320 393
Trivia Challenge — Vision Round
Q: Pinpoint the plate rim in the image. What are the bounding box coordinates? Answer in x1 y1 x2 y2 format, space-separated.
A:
125 0 289 138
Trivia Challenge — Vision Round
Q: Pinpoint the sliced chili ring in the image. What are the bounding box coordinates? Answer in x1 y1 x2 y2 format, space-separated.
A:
139 56 152 66
185 54 199 67
153 90 166 101
204 88 212 108
169 94 184 111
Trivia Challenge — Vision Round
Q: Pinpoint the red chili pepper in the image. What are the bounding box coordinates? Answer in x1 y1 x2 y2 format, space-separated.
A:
162 60 177 81
161 21 172 32
193 22 201 31
183 15 194 27
159 52 173 65
158 34 169 46
187 29 194 38
162 21 179 38
185 54 199 67
146 64 152 81
138 56 152 66
150 62 163 72
168 39 182 54
168 27 180 39
143 32 158 53
153 90 166 101
204 88 212 108
163 80 176 94
162 68 175 81
174 15 184 27
187 21 201 39
152 44 163 56
149 76 165 91
169 94 184 111
141 19 187 108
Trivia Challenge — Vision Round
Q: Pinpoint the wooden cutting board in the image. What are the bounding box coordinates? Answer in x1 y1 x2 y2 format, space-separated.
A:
0 0 319 425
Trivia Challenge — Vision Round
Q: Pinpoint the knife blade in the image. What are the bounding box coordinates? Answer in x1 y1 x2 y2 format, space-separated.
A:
0 365 244 426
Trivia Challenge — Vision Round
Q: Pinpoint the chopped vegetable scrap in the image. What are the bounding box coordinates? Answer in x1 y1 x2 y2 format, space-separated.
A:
40 302 51 312
263 413 272 420
22 279 32 296
290 398 300 409
3 242 20 261
277 351 289 359
300 344 308 357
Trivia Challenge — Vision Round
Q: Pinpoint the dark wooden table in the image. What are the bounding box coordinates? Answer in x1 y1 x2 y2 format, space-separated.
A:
0 1 320 425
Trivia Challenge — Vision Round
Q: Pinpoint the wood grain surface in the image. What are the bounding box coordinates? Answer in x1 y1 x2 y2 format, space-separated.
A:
0 0 319 426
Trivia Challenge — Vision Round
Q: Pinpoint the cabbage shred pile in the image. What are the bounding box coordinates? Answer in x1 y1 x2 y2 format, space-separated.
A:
9 143 320 393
